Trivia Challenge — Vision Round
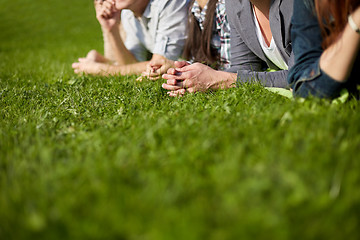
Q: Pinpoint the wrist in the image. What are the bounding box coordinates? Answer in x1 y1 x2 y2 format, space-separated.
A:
215 71 237 89
101 23 120 34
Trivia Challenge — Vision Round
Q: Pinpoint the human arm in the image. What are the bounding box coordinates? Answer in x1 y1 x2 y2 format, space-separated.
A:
96 0 137 65
72 58 150 76
288 0 360 98
319 7 360 81
93 0 116 61
236 53 294 88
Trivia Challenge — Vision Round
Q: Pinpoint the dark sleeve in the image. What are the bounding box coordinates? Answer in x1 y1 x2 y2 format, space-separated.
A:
287 0 324 88
236 52 294 88
225 16 264 73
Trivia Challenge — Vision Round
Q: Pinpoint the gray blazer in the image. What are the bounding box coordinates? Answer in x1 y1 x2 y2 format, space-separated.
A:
226 0 294 88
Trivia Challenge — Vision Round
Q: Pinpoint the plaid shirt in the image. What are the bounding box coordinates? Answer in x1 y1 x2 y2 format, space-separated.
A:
191 0 231 70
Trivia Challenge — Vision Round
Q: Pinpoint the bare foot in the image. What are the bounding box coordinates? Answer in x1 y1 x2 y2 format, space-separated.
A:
72 58 110 75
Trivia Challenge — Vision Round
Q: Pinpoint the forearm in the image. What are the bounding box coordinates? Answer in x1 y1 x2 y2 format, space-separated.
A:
104 24 138 66
98 61 150 76
102 26 116 61
213 71 237 89
320 10 360 82
237 69 290 88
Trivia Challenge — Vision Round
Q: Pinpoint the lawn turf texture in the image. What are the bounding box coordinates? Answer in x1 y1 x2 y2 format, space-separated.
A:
1 0 360 239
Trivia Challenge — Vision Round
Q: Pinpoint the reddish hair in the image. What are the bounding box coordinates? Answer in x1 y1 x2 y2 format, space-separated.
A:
315 0 360 48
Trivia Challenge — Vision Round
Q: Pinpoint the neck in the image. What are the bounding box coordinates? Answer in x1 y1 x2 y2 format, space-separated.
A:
250 0 271 18
131 0 150 17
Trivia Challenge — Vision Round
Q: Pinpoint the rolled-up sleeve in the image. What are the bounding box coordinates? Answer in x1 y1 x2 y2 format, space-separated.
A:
152 0 188 60
287 0 344 98
122 10 150 62
225 14 263 74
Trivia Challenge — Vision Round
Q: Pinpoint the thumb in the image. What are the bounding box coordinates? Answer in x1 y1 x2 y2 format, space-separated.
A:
174 61 189 68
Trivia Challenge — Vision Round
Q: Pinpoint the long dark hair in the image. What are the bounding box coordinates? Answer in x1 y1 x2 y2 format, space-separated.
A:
183 0 219 68
314 0 360 48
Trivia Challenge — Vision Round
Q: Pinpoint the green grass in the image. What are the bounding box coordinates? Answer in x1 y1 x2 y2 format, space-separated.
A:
1 0 360 239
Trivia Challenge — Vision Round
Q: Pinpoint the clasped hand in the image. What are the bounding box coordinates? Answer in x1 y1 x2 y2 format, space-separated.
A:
162 61 221 97
95 0 121 31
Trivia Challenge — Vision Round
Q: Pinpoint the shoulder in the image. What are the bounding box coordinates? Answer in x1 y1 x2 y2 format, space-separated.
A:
121 9 136 25
148 0 188 12
225 0 250 21
121 9 134 19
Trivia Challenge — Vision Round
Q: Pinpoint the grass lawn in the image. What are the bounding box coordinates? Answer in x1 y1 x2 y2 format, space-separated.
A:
1 0 360 239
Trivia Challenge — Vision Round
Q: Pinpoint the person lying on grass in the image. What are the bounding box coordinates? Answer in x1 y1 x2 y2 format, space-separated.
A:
288 0 360 99
139 0 231 81
72 0 188 76
162 0 294 97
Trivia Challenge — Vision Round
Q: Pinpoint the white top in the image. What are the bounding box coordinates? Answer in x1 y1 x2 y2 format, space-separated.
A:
121 0 188 61
252 8 288 70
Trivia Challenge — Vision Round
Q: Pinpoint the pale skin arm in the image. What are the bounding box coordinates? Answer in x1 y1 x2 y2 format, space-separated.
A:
320 7 360 82
94 0 115 62
162 61 237 97
97 0 137 65
73 54 169 76
73 60 149 76
72 0 146 75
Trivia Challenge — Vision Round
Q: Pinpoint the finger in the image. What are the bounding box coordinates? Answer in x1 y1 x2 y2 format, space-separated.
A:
149 59 162 67
147 70 161 77
162 73 186 81
168 71 192 81
174 61 189 68
183 79 193 88
141 70 158 78
102 8 112 17
100 12 109 19
187 87 196 93
168 92 182 97
175 64 193 73
162 83 182 91
78 58 88 62
174 89 186 95
181 79 189 89
102 1 113 8
149 64 161 71
136 76 143 82
166 68 177 75
168 89 186 97
149 66 162 75
167 79 178 85
162 73 177 80
72 62 79 69
148 76 160 81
